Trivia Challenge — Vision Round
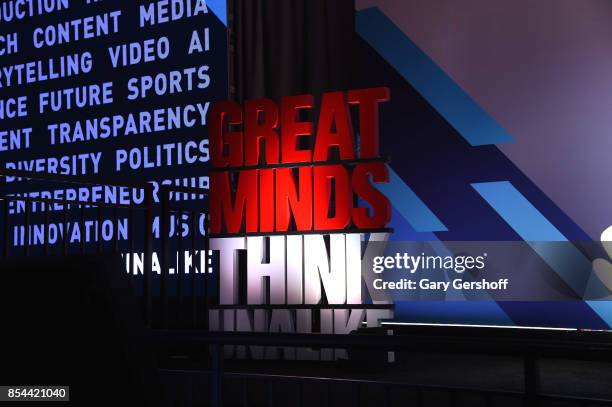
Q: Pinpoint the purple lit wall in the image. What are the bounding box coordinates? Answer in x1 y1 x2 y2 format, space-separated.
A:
357 0 612 239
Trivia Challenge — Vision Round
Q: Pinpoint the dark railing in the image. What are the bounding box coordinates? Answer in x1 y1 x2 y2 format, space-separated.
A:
159 184 210 330
0 169 152 258
0 169 204 329
155 328 612 407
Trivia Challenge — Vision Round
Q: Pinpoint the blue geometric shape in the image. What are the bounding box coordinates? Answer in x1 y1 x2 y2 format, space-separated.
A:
394 301 515 326
499 301 609 330
387 206 440 241
472 181 592 295
472 181 566 241
356 7 513 146
585 301 612 328
206 0 227 26
376 165 447 232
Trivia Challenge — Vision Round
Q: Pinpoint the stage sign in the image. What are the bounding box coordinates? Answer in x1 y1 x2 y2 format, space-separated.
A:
207 88 395 356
